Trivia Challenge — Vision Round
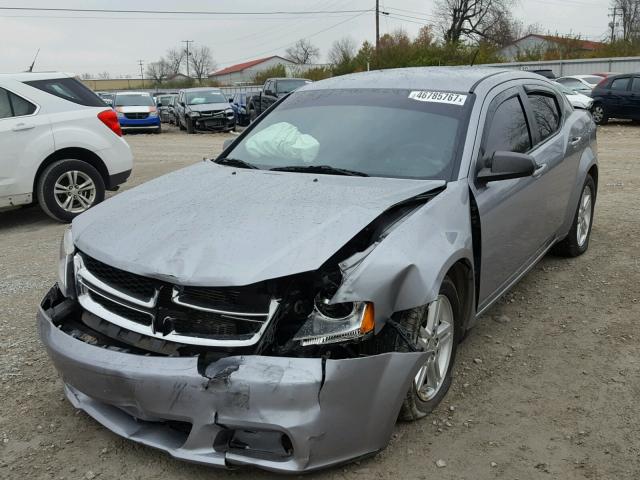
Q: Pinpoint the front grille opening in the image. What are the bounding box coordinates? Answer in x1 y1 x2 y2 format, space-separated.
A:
177 286 270 314
81 253 157 299
89 290 153 326
214 429 293 460
124 112 149 119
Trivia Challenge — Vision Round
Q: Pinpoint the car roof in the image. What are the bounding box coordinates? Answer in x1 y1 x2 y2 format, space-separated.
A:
117 91 151 96
0 71 75 81
299 66 541 93
181 87 222 92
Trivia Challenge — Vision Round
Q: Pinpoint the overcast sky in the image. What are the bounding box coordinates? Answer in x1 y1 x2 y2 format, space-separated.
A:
0 0 610 77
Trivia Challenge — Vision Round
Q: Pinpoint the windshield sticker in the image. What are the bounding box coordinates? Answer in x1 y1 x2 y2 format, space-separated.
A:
409 91 467 106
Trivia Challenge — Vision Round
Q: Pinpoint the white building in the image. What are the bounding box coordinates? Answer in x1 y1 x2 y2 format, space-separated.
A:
498 34 604 61
209 56 297 85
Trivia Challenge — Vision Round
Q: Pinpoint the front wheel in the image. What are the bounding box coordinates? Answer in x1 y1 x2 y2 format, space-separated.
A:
37 159 105 223
186 117 195 134
393 276 461 421
591 103 608 125
552 175 596 257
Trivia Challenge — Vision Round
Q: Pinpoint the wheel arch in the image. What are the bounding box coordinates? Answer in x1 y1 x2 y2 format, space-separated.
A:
33 148 108 201
444 259 475 333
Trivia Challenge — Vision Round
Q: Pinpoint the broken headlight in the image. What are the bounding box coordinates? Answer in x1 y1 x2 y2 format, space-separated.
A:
293 293 375 346
57 227 75 298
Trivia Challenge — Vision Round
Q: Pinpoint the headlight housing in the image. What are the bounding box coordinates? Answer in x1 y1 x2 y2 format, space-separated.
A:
189 110 200 118
57 227 76 298
293 295 375 346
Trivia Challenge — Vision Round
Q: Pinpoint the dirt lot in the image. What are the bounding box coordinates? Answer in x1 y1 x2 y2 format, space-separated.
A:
1 123 639 480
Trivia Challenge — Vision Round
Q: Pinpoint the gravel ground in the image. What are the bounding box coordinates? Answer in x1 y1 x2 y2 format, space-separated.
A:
1 123 639 480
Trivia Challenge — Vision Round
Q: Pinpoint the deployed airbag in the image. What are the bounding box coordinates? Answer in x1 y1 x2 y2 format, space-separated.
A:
246 122 320 163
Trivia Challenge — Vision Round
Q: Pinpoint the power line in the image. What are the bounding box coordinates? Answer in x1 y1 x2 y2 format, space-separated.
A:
0 6 371 16
216 10 371 66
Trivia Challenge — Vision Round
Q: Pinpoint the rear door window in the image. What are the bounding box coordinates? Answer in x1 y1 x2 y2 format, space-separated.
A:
24 77 106 107
0 87 37 118
632 77 640 92
485 96 532 154
0 88 12 119
527 93 561 144
610 77 630 91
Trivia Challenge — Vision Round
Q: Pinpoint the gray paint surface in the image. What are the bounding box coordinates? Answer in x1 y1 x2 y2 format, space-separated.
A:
72 161 443 286
42 67 599 472
38 306 426 473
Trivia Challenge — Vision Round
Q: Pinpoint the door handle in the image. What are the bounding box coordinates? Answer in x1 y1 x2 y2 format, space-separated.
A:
570 136 582 146
533 163 547 178
12 123 35 132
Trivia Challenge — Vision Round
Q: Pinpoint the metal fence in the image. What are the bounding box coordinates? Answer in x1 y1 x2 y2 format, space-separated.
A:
482 56 640 77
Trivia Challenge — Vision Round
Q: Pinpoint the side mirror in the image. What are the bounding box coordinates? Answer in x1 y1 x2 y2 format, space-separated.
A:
180 101 185 107
477 151 536 182
223 139 234 150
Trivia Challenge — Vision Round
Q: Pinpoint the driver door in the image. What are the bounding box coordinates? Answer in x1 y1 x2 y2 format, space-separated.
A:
470 86 553 312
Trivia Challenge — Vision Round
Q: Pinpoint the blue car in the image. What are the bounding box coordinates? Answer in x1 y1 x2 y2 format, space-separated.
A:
230 92 250 126
114 91 161 133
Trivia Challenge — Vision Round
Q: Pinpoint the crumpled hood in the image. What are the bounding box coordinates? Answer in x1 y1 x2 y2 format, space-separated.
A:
73 162 444 286
188 102 230 112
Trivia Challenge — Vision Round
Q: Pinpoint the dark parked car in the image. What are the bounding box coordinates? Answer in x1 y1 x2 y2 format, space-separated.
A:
246 77 311 122
175 88 236 133
530 69 556 79
39 67 597 473
590 73 640 125
156 94 177 123
230 92 250 126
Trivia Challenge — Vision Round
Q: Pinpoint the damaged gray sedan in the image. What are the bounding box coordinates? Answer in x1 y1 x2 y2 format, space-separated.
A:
38 67 598 472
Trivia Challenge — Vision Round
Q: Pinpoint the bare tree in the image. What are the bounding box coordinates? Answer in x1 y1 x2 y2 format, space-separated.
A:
97 71 111 79
165 47 185 75
146 60 171 84
189 45 215 83
611 0 640 41
80 73 93 80
285 38 320 64
328 37 357 66
435 0 514 44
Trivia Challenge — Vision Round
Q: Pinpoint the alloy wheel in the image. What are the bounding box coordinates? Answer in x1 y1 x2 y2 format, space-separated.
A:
576 185 593 247
592 105 604 123
53 170 97 213
414 295 455 402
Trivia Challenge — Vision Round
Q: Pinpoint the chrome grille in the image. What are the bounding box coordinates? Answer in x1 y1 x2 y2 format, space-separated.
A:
74 253 276 347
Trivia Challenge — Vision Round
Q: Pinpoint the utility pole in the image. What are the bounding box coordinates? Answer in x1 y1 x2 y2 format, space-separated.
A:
609 6 624 42
182 40 194 78
138 60 144 88
375 0 380 52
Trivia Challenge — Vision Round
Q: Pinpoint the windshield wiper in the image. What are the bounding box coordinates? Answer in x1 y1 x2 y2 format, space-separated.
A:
270 165 369 177
214 157 259 169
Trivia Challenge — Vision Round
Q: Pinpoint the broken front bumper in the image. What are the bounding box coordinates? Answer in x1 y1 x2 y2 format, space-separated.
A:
37 291 426 473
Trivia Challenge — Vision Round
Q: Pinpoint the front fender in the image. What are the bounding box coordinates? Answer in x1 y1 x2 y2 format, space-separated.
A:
333 180 474 332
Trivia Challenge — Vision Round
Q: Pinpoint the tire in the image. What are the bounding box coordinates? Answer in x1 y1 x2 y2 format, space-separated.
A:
591 103 608 125
391 276 462 421
249 107 257 123
153 124 162 134
186 117 195 134
552 175 596 257
37 159 105 223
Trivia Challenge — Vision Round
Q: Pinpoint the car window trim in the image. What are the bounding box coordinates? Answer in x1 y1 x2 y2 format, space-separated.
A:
478 86 533 169
0 86 40 121
522 85 564 150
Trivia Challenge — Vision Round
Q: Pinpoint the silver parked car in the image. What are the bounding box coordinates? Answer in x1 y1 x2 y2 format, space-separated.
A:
39 67 597 473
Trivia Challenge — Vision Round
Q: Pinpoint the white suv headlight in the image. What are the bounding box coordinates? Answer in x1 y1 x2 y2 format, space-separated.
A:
293 298 375 346
57 227 75 298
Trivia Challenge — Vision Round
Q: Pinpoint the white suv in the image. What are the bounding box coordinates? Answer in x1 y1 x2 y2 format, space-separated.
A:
0 72 133 222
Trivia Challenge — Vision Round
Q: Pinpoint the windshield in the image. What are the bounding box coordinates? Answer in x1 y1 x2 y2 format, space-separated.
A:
186 90 227 105
277 80 311 94
115 94 154 107
554 82 575 95
158 95 174 104
224 89 470 180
